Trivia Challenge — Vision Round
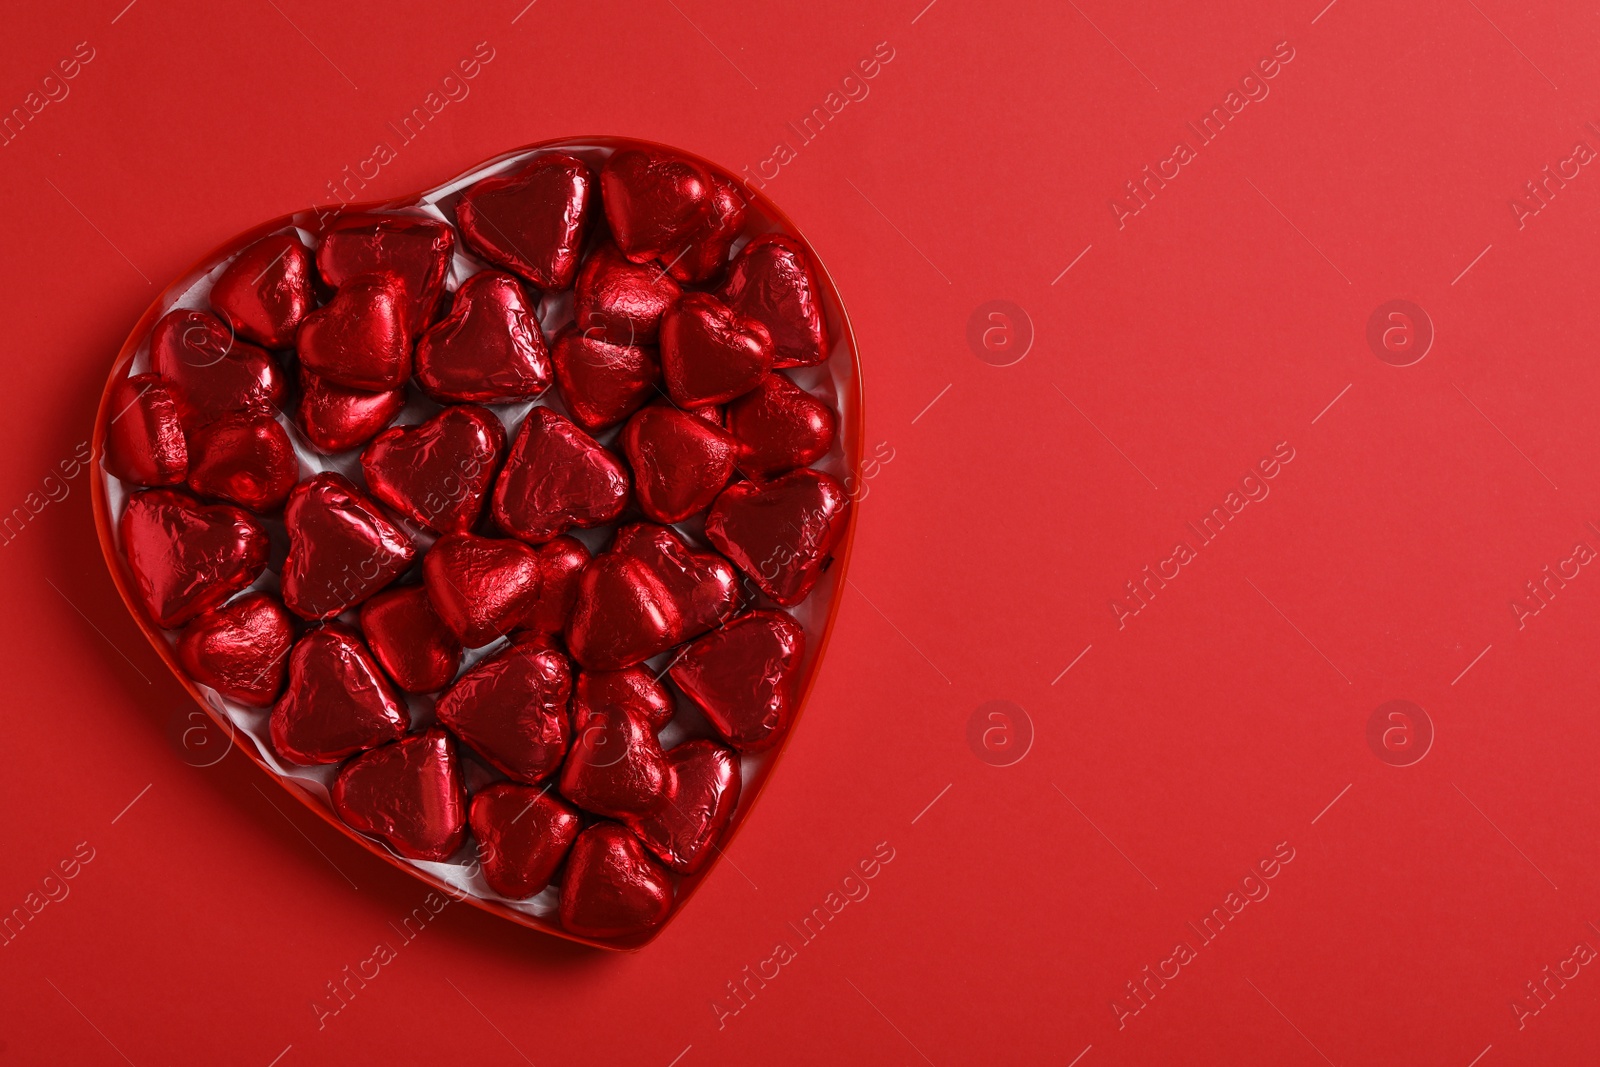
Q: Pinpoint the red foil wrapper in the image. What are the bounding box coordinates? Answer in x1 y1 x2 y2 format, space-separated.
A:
295 370 406 454
119 488 269 628
660 292 774 407
550 326 661 432
281 472 415 620
150 309 288 430
705 469 849 606
727 373 837 479
456 152 594 290
332 728 467 862
719 234 829 368
516 535 590 634
435 642 572 784
296 272 412 391
670 610 805 751
560 686 670 820
620 403 738 524
663 173 747 284
629 740 742 874
613 523 739 640
269 623 410 765
565 545 680 671
175 591 295 707
414 271 552 403
209 232 314 349
422 532 542 647
577 667 676 732
573 241 682 345
315 214 455 333
185 412 299 512
358 585 463 694
559 822 674 939
600 148 713 264
491 407 630 543
104 374 188 487
362 405 506 535
470 782 580 899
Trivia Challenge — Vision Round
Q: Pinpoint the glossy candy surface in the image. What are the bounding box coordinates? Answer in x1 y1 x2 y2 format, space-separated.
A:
150 308 287 430
491 407 630 543
270 624 410 765
362 405 505 534
119 489 269 628
422 533 542 647
435 642 571 783
315 214 455 333
281 473 415 620
558 823 674 939
359 585 462 693
210 232 314 349
105 374 187 486
471 783 580 899
414 271 551 403
456 153 594 290
175 592 295 707
332 729 467 862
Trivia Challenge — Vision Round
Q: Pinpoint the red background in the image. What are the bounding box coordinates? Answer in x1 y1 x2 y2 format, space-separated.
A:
4 0 1599 1063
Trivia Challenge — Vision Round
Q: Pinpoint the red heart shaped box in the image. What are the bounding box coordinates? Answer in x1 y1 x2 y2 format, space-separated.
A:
89 137 862 950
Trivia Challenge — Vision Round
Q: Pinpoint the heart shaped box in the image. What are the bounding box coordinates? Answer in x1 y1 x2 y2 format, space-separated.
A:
89 137 863 950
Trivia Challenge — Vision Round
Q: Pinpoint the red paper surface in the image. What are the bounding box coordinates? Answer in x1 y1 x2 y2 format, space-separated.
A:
4 1 1600 1063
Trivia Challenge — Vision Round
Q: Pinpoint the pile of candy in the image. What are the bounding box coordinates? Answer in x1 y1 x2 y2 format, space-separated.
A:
100 142 850 943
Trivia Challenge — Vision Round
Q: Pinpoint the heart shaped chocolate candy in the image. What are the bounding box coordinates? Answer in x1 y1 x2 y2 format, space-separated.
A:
456 152 594 290
705 469 849 606
573 241 682 346
558 822 673 939
613 523 739 640
620 404 738 524
185 412 299 512
119 488 269 628
315 214 455 333
294 370 406 454
104 374 187 487
175 591 295 707
435 642 572 784
559 678 671 820
659 292 773 407
574 666 675 733
414 271 552 403
422 532 542 647
296 272 412 391
209 232 314 349
726 373 837 479
718 234 828 368
491 407 630 543
269 623 410 765
670 610 805 751
564 545 680 671
550 325 661 432
150 308 287 431
281 473 415 621
661 173 746 284
600 148 713 265
362 405 506 535
358 585 462 694
332 728 467 862
629 740 741 874
470 782 581 899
